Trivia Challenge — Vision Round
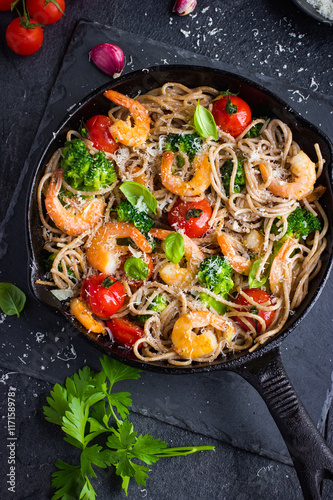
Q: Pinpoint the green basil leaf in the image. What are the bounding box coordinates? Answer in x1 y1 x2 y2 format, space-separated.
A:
193 101 218 140
120 181 157 215
164 233 185 264
185 208 203 221
0 283 26 317
124 257 149 281
248 258 270 289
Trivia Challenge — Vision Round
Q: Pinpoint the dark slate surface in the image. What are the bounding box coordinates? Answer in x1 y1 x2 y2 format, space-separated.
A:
0 1 333 499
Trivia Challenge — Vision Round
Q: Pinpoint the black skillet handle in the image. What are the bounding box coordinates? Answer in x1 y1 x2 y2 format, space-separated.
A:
232 346 333 500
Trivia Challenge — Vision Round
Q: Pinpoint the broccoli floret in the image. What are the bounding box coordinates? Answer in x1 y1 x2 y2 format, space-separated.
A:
164 133 203 162
272 207 322 241
116 200 155 234
137 295 169 323
288 207 322 238
61 138 116 191
197 256 234 314
197 255 234 297
198 293 227 315
245 117 268 138
222 156 246 196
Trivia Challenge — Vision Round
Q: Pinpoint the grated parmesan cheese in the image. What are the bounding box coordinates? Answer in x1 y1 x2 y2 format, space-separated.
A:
307 0 333 20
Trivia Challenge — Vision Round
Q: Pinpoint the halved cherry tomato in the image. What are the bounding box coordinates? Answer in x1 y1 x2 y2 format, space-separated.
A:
85 115 119 154
119 252 154 288
107 317 144 348
26 0 65 25
212 94 252 138
233 288 276 334
168 199 212 238
6 17 43 55
81 274 125 318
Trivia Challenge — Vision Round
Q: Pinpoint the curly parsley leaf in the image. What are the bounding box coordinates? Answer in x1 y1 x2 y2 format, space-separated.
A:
62 398 90 449
43 383 70 427
110 392 133 420
45 356 215 499
100 355 141 389
51 461 85 500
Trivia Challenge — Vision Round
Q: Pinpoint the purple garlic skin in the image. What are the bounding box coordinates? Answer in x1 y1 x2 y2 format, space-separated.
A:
89 43 125 78
172 0 197 16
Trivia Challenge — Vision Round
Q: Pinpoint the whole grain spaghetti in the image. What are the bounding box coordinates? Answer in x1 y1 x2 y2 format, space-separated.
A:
36 82 328 366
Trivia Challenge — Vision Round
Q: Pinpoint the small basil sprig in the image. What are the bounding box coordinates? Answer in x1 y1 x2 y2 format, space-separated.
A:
193 101 218 140
248 258 270 289
120 181 157 214
0 283 26 317
124 257 149 281
225 96 237 116
185 208 203 221
165 232 185 264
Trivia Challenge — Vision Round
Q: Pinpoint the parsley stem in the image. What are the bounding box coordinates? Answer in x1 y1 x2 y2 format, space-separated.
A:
156 445 215 457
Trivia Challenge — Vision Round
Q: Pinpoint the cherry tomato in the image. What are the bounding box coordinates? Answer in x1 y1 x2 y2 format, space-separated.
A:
168 199 212 238
0 0 13 11
81 274 125 318
233 289 276 334
6 17 43 56
26 0 65 25
119 252 154 288
212 94 252 138
107 317 144 348
85 115 119 154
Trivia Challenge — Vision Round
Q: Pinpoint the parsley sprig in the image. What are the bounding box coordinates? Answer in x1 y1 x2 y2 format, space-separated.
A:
44 356 214 498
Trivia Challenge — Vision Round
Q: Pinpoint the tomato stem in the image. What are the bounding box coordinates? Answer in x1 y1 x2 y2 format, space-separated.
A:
16 0 44 28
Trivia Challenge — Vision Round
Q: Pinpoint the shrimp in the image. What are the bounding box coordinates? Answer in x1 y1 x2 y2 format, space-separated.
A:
160 151 211 197
104 90 150 147
150 228 204 286
86 221 152 274
217 232 252 275
306 185 326 203
259 151 316 200
269 237 297 295
172 311 236 359
70 297 106 334
45 169 105 236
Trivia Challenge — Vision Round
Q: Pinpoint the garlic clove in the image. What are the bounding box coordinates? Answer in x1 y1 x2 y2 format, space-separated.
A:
89 43 125 78
172 0 197 16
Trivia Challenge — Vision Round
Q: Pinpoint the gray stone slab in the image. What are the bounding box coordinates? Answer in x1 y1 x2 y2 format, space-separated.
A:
0 21 332 467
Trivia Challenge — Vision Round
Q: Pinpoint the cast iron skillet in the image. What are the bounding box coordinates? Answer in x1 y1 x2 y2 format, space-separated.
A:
27 66 333 499
291 0 333 24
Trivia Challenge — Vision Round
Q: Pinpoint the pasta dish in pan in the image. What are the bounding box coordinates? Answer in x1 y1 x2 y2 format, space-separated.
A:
36 82 328 366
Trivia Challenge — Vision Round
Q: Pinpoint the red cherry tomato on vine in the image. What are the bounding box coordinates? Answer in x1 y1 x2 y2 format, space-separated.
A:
212 95 252 138
233 288 276 334
0 0 13 11
81 274 125 318
168 198 212 238
6 17 43 55
26 0 65 25
107 317 144 348
85 115 119 154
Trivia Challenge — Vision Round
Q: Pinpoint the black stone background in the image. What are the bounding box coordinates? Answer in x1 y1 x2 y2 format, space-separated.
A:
0 2 333 499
